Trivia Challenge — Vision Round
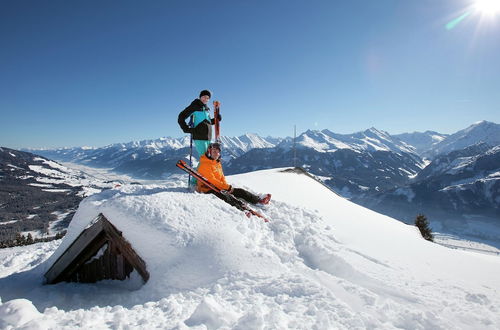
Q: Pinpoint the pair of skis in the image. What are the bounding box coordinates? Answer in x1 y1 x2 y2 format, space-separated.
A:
176 160 270 222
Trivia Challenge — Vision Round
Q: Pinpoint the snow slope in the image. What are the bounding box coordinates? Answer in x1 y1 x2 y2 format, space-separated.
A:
1 169 499 329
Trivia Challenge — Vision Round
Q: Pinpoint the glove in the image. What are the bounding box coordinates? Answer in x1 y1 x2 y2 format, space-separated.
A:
183 127 193 134
217 113 222 121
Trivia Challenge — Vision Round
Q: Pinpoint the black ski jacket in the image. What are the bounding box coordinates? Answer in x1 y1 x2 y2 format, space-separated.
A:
177 99 215 141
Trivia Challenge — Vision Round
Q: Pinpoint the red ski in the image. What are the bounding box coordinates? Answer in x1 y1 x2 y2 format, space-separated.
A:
213 100 221 142
176 160 270 222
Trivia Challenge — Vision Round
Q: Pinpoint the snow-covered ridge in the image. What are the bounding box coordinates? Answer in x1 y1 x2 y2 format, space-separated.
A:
1 168 499 328
426 120 500 158
417 144 499 180
26 134 283 173
23 121 499 159
278 128 416 154
28 134 280 153
219 133 276 152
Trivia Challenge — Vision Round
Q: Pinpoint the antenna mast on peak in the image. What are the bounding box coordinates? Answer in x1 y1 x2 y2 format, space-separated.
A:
293 125 297 168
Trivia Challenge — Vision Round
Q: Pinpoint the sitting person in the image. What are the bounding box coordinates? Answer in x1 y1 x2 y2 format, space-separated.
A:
197 142 272 206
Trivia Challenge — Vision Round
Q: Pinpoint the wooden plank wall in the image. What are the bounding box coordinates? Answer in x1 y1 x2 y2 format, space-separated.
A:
45 213 150 284
69 241 135 282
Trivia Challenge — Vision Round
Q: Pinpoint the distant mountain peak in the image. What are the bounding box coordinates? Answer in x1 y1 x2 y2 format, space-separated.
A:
364 127 386 135
464 120 498 133
425 121 500 158
472 119 493 126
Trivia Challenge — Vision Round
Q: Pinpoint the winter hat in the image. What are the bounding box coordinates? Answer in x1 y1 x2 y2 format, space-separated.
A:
199 90 212 98
208 142 221 151
206 142 221 160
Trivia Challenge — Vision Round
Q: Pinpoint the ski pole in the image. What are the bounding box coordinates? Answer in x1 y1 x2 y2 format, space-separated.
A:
187 115 194 189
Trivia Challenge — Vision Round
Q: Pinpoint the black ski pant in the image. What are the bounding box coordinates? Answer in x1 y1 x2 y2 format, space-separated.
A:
209 188 260 207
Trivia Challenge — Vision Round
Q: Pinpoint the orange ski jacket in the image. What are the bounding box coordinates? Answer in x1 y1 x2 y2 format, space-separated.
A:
196 154 231 193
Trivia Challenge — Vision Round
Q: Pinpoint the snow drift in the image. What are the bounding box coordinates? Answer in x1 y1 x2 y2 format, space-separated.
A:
1 168 499 329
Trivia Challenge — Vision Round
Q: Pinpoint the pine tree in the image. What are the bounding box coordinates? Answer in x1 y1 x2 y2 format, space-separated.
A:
415 214 434 242
26 233 34 245
15 232 26 246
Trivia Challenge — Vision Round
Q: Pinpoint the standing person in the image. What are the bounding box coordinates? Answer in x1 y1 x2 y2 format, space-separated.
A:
178 90 221 158
197 142 272 206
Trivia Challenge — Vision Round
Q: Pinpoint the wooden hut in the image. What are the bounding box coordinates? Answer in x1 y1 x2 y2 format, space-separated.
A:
44 213 149 284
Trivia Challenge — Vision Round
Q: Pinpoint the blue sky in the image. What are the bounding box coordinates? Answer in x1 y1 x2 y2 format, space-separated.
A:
1 0 499 149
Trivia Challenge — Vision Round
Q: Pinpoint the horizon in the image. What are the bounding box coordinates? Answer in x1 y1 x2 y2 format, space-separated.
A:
13 119 497 150
2 1 500 149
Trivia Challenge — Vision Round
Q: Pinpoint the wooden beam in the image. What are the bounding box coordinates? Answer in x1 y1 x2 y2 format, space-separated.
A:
44 214 106 284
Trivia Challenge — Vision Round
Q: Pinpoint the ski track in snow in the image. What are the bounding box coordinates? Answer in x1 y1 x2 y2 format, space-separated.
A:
1 169 499 329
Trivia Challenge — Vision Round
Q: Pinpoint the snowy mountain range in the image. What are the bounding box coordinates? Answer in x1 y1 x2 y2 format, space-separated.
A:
30 134 281 179
33 134 278 165
31 121 500 179
1 168 499 328
278 127 417 154
22 120 500 244
224 127 427 196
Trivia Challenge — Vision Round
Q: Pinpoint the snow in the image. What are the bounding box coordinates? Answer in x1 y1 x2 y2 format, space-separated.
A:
361 136 388 151
434 234 500 256
48 211 72 234
488 171 500 177
85 244 108 264
448 156 475 174
28 165 69 180
23 160 124 198
58 162 156 185
1 168 500 329
33 157 68 172
431 134 446 143
220 133 276 151
0 299 42 328
299 134 331 152
21 230 44 239
398 167 415 177
0 220 18 226
41 188 71 193
6 164 22 170
292 129 416 154
421 158 432 168
28 183 54 188
440 172 499 200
